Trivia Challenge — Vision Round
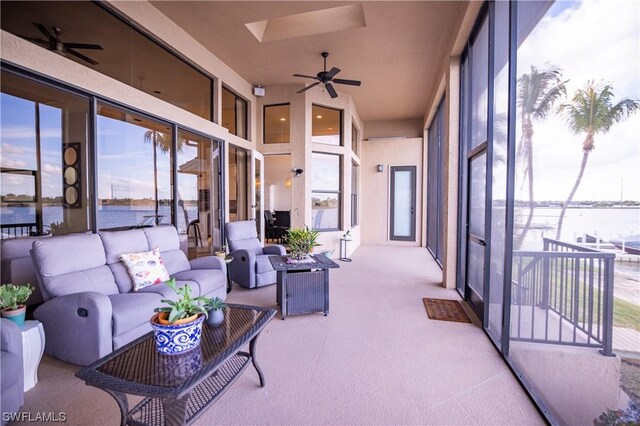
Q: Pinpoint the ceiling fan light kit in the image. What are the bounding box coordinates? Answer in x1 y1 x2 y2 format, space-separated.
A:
293 52 361 99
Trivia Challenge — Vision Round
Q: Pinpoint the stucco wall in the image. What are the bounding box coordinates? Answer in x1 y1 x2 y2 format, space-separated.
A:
361 137 423 245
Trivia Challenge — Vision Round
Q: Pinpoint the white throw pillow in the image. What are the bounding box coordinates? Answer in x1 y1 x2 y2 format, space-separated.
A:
120 248 170 291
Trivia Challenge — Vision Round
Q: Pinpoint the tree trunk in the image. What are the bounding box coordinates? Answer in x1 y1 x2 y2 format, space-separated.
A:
514 118 535 249
555 148 591 240
153 132 159 225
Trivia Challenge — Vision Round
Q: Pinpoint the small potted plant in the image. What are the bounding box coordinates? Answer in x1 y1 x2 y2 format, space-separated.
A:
204 297 227 327
214 244 228 258
150 278 209 355
287 226 321 260
0 283 33 327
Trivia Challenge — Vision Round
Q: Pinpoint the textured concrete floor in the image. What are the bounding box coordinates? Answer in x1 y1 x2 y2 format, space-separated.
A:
19 245 543 425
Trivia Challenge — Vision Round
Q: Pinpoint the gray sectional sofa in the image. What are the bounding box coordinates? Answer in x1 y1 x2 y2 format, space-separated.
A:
30 226 226 366
1 318 23 425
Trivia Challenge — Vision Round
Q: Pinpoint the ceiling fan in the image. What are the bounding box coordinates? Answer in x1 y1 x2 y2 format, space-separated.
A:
19 22 103 65
293 52 361 99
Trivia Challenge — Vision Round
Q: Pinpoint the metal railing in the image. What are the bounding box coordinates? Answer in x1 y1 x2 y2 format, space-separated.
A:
511 238 614 356
0 223 39 240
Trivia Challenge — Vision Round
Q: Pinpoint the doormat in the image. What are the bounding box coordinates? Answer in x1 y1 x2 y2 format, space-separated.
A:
422 298 471 323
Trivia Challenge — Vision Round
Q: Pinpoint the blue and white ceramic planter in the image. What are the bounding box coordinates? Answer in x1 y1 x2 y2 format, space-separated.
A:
150 313 205 355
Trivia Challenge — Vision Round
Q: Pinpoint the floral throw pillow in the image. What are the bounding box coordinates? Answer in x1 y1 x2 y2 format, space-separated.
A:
120 248 170 291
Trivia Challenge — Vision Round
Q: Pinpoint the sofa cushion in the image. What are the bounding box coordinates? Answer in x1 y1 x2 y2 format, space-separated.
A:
108 263 135 294
32 233 106 277
137 280 196 300
120 248 170 291
160 250 191 276
100 229 149 265
0 351 21 390
42 266 119 298
255 255 275 274
108 292 161 337
230 239 263 256
172 269 226 297
1 236 49 304
143 226 181 252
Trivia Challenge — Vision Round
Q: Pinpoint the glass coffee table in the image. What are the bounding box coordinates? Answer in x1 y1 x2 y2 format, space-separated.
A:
76 304 276 426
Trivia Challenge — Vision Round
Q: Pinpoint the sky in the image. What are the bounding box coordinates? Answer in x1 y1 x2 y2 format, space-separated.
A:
513 0 640 202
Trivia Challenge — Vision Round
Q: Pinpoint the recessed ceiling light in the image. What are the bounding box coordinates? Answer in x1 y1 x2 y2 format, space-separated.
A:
280 117 286 121
328 127 333 130
316 115 322 119
153 90 162 94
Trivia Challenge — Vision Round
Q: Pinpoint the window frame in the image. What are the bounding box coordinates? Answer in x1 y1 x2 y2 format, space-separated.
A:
351 122 359 155
221 85 248 139
311 151 342 232
312 104 343 147
351 160 359 227
263 103 291 144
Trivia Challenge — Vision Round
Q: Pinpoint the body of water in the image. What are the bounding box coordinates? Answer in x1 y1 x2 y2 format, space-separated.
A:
1 205 198 232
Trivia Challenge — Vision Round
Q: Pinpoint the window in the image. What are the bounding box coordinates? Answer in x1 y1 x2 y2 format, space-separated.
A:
222 87 247 139
311 152 341 230
264 104 290 144
351 161 359 226
96 103 172 230
312 105 342 146
427 97 445 266
228 146 248 221
1 1 213 120
351 122 359 155
1 71 91 238
176 129 222 259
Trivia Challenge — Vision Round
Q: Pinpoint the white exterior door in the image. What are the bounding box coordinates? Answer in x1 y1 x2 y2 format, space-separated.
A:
250 149 265 241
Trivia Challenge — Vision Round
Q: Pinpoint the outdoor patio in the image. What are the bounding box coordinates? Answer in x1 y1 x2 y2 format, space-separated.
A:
18 245 542 425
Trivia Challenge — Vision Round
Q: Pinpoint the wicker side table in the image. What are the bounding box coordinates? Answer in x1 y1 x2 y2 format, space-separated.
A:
269 254 340 320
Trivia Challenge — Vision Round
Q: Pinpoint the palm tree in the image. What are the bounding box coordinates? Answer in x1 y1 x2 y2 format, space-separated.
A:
144 130 173 225
555 81 639 240
514 64 567 249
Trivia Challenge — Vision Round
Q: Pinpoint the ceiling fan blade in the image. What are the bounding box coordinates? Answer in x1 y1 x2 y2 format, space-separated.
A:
296 81 320 94
293 73 318 80
325 67 341 79
325 83 338 99
333 78 361 87
67 48 99 65
33 22 53 39
64 43 103 50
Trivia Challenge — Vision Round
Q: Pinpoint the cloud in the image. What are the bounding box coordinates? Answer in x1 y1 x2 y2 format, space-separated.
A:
42 163 62 174
1 143 25 155
513 0 640 201
0 158 27 169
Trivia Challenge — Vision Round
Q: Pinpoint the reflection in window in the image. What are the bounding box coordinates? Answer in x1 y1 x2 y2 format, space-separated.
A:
351 122 359 155
264 104 290 144
351 161 359 227
96 103 172 230
222 87 247 139
312 105 342 146
312 152 341 230
176 129 221 259
1 1 213 120
228 146 248 221
427 97 444 265
1 71 90 238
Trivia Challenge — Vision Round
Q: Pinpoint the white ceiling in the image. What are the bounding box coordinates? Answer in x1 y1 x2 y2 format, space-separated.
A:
150 1 467 122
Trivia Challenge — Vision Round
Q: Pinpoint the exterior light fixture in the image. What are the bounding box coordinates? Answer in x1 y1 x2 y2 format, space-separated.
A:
376 164 384 173
293 168 304 177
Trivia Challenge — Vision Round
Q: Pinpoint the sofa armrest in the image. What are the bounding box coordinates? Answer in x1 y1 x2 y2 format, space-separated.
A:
228 249 256 288
0 318 23 356
34 292 113 366
263 245 286 256
189 256 226 274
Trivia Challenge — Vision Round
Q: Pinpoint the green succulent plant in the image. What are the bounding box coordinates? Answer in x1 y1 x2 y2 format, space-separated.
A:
153 278 209 323
204 297 226 311
0 283 33 310
287 226 321 259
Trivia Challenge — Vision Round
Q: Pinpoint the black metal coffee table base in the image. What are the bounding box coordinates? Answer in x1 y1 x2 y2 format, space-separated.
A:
76 305 275 426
